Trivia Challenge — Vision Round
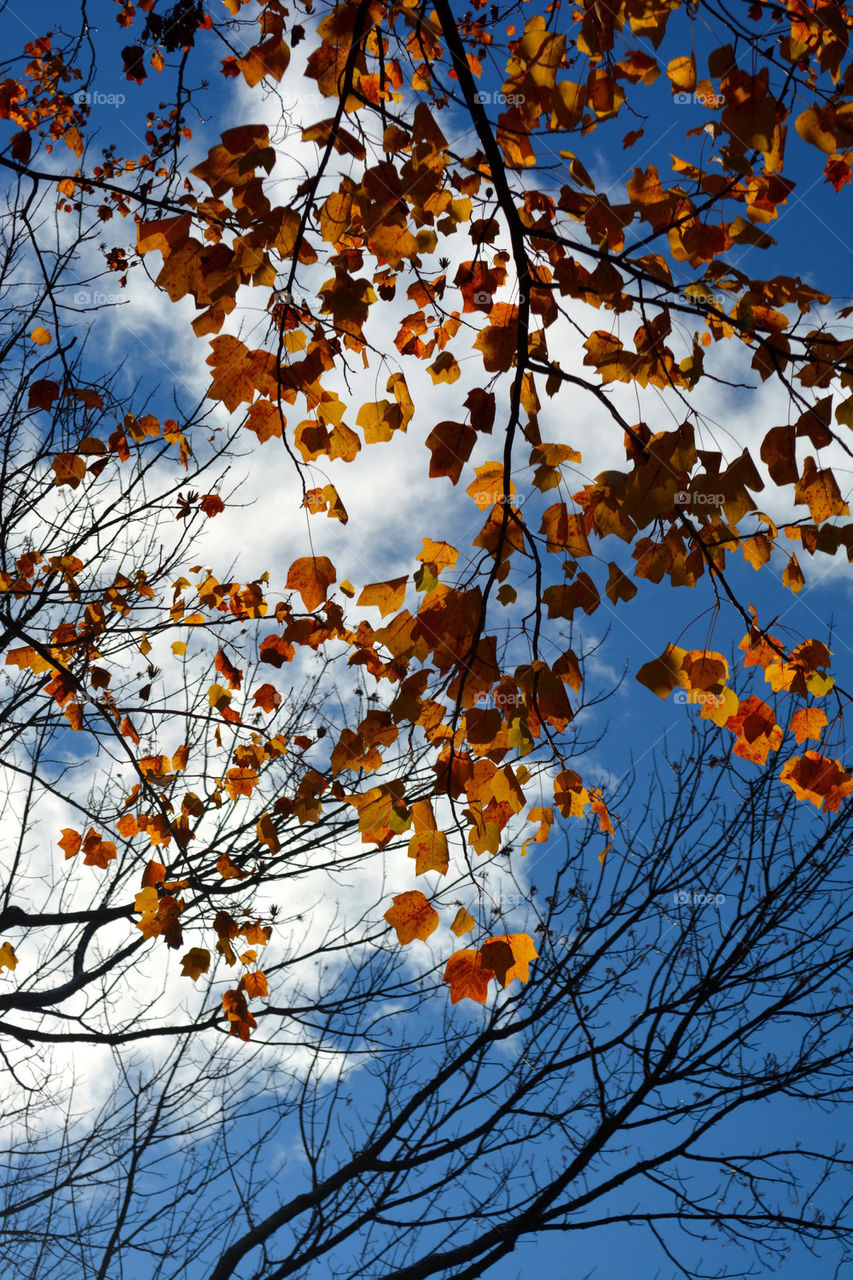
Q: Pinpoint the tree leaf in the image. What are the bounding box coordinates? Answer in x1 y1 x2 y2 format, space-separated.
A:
181 948 211 980
384 891 439 944
286 556 336 611
443 949 495 1003
451 908 476 937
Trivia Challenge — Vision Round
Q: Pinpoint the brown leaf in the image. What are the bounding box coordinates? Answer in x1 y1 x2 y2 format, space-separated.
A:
181 948 211 980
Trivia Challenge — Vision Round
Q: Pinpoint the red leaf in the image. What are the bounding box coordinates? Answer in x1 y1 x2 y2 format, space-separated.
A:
200 494 225 518
253 682 282 712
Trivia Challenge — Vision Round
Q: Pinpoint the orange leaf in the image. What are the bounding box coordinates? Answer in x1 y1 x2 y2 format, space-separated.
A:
425 421 476 483
789 707 828 744
407 829 450 875
6 647 53 674
200 494 225 518
357 577 407 617
120 715 141 745
473 304 518 372
636 644 688 699
141 859 167 888
253 682 281 712
480 933 538 986
242 970 269 999
467 462 511 510
383 891 439 944
286 556 336 611
52 454 86 489
540 504 591 556
780 752 853 812
82 828 117 869
224 768 257 802
59 828 82 860
783 553 804 594
214 648 243 691
443 948 495 1004
64 125 84 157
257 813 280 853
238 36 290 86
222 987 257 1040
244 399 283 443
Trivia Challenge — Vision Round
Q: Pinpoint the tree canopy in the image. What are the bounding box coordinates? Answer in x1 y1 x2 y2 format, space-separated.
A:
1 0 853 1273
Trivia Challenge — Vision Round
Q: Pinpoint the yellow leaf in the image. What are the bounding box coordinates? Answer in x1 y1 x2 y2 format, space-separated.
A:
407 829 450 875
208 682 232 711
0 941 18 972
451 908 476 937
701 686 740 728
384 891 439 945
466 462 511 510
636 644 688 698
783 553 805 594
257 812 280 853
427 352 461 384
64 125 84 157
134 887 159 915
417 539 459 571
357 577 407 617
31 326 51 346
666 55 696 92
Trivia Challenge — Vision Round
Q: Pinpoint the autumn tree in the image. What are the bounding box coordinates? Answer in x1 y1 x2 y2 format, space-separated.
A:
0 0 853 1273
2 0 853 1008
3 727 852 1279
